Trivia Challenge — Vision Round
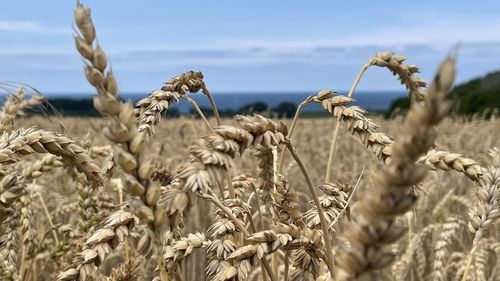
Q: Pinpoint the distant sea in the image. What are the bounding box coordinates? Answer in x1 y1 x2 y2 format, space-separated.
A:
35 91 405 112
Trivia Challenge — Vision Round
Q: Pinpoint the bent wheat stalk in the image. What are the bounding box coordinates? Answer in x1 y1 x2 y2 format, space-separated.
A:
325 51 427 182
285 142 336 278
277 90 334 172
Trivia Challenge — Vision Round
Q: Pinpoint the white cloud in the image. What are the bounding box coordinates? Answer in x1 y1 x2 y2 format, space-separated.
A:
0 20 68 33
216 19 500 51
1 14 499 72
2 41 500 72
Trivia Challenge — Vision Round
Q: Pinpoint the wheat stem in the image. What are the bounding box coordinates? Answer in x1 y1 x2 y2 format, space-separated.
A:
251 183 265 230
36 190 59 244
277 99 310 173
24 228 52 281
325 63 370 182
284 251 290 281
181 96 215 133
461 246 478 281
201 83 221 126
285 141 336 278
246 209 269 281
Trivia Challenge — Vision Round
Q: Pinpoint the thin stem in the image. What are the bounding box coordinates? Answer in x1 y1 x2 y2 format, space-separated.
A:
176 266 187 281
157 252 170 281
324 124 341 183
201 190 248 234
114 183 132 262
272 253 279 280
461 228 483 281
278 99 310 173
19 239 27 280
24 228 52 281
461 246 477 281
271 146 279 279
202 83 221 126
36 191 59 244
246 210 265 281
227 171 235 199
247 210 258 233
347 63 371 98
284 251 290 281
285 142 335 278
251 184 265 231
261 259 277 281
182 96 215 134
216 176 225 199
153 229 170 281
325 63 371 183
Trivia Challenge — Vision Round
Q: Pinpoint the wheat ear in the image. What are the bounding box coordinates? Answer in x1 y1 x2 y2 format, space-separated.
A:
0 205 20 281
159 114 288 221
0 86 45 134
315 92 484 181
137 71 219 136
431 218 465 281
461 149 500 280
57 210 137 281
105 258 142 281
418 149 483 181
163 232 211 271
0 127 102 185
226 224 324 281
74 1 144 141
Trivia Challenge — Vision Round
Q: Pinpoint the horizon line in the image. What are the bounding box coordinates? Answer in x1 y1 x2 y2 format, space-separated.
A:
27 90 407 96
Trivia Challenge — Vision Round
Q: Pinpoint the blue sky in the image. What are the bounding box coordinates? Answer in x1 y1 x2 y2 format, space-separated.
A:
1 1 500 94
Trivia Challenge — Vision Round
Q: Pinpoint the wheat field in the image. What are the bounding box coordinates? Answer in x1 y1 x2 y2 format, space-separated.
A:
0 1 499 281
